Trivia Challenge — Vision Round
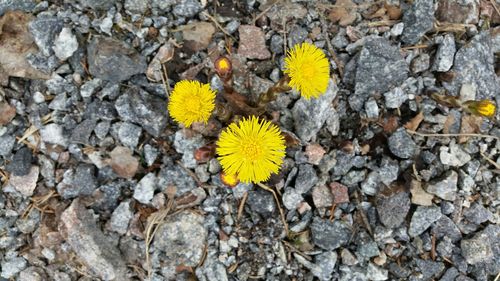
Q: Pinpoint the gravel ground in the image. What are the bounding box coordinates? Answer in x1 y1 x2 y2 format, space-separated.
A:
0 0 499 280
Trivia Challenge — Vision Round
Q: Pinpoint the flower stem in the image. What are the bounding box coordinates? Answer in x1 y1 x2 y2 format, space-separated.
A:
257 75 292 108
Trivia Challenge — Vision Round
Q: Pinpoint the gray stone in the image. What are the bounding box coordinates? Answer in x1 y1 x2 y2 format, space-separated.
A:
48 93 68 110
409 206 442 237
0 0 36 16
29 14 63 56
133 173 157 204
312 251 337 281
287 25 308 47
352 37 408 111
80 78 102 98
292 79 338 142
158 165 197 196
94 121 110 139
411 53 430 73
77 0 114 9
311 217 351 250
6 147 32 176
155 211 207 267
173 129 204 169
1 257 27 279
378 158 399 186
59 199 128 280
53 27 78 61
118 122 142 149
8 166 39 197
282 187 303 210
115 87 168 137
143 144 159 166
196 259 228 281
0 134 15 156
366 263 388 281
463 202 493 224
432 34 456 72
401 0 435 45
172 0 202 17
365 98 379 119
270 34 284 54
87 36 147 82
247 188 275 216
384 87 407 109
388 129 417 159
70 119 96 144
440 142 471 167
124 0 149 13
440 267 459 281
108 201 133 235
376 191 410 228
57 164 97 199
295 164 318 194
431 215 462 242
416 259 445 280
40 123 68 147
461 230 494 264
356 233 380 260
444 32 499 100
426 170 458 201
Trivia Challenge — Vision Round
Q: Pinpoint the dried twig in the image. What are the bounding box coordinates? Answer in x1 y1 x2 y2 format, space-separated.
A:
256 182 289 236
406 129 500 140
480 151 500 170
253 0 282 25
319 17 344 78
237 191 248 222
201 11 236 41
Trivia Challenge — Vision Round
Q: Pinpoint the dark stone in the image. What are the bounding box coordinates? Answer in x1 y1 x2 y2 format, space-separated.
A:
114 87 168 137
388 129 417 159
56 164 97 199
246 188 276 216
28 14 63 57
295 164 318 194
416 259 445 280
70 119 96 145
376 190 410 228
6 147 32 176
157 165 196 196
87 36 147 82
0 0 36 16
463 202 493 224
401 0 435 45
351 36 408 111
431 215 462 242
311 217 351 250
443 32 499 100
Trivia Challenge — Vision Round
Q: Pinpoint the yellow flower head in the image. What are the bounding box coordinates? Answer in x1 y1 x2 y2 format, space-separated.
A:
284 42 330 99
217 116 286 183
168 80 216 127
463 100 496 118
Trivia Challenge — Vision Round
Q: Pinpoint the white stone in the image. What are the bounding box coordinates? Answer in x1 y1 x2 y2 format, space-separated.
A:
53 28 78 61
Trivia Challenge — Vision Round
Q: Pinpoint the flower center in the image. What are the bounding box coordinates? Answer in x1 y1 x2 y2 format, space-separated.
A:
185 96 202 114
301 63 315 80
241 140 262 161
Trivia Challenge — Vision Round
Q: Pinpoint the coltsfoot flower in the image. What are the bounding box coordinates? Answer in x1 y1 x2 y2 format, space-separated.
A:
168 80 216 127
284 42 330 99
217 116 286 183
463 100 496 118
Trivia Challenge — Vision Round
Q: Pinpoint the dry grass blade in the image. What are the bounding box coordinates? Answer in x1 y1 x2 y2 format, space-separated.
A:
144 193 175 280
17 112 53 144
237 191 248 222
256 182 289 236
201 11 236 41
22 190 58 219
434 21 475 33
480 151 500 170
406 129 500 140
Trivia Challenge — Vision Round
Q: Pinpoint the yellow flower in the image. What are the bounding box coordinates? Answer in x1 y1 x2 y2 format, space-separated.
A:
168 80 216 127
463 100 496 118
217 116 286 183
284 42 330 99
